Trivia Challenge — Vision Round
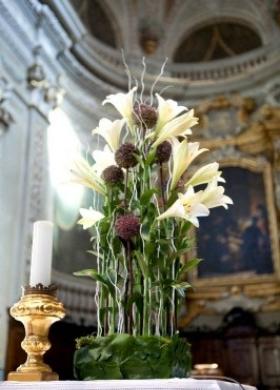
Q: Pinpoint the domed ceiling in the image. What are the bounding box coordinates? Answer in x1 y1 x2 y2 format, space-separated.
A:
173 22 262 63
71 0 118 48
54 0 280 96
69 0 278 63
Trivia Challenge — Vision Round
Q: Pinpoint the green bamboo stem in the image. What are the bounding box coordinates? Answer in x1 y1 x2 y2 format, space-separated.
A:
161 297 167 336
143 277 150 335
174 290 178 331
108 254 117 335
148 278 153 334
104 296 109 335
96 281 102 336
173 257 180 332
100 260 105 335
108 297 115 334
127 240 134 334
124 168 129 208
170 240 176 335
159 163 166 210
123 266 129 333
135 272 144 335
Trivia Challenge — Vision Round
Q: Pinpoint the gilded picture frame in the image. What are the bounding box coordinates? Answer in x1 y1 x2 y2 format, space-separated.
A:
192 157 280 288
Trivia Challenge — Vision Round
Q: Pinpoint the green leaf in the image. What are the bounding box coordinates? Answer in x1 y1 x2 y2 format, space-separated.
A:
145 149 156 165
127 291 143 315
74 334 191 379
140 223 151 241
171 281 193 297
169 249 188 262
172 281 192 288
180 221 192 235
134 251 149 278
87 250 104 260
140 189 158 206
177 258 202 277
145 241 156 258
73 268 99 279
171 281 192 290
74 269 116 298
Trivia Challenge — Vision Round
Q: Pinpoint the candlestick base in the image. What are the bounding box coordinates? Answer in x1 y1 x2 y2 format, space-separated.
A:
7 284 65 382
8 371 58 381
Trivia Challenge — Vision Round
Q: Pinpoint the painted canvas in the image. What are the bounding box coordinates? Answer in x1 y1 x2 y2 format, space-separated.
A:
197 166 274 278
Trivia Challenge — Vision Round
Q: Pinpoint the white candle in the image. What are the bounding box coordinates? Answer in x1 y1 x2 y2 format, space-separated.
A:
30 221 54 287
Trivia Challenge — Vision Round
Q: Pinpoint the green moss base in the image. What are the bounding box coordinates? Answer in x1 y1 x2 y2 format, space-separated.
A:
74 333 191 380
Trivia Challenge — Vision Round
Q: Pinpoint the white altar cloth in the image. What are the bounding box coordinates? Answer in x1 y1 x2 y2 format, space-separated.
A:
0 379 256 390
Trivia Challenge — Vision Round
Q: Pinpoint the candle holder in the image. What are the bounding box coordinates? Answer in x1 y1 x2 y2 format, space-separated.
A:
7 284 66 381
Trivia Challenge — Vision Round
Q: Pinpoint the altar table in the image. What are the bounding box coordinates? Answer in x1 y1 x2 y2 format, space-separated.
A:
0 379 257 390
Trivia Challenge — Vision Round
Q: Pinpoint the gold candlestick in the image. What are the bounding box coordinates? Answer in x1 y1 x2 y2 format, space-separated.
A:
8 284 66 381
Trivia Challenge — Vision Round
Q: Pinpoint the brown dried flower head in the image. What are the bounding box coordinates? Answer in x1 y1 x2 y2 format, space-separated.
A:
133 102 158 129
102 165 124 185
156 140 172 163
115 214 140 240
115 143 139 169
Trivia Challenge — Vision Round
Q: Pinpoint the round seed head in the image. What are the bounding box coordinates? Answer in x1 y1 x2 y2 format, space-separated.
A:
115 214 140 240
102 165 124 185
133 102 158 129
115 143 139 169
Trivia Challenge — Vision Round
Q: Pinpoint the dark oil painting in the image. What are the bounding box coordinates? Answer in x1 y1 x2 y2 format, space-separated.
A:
197 166 274 278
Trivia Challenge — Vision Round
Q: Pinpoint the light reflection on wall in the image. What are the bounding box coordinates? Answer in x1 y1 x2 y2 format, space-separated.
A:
47 108 95 274
48 108 83 229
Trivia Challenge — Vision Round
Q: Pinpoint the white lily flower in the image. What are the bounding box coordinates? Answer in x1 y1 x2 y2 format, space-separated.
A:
92 118 125 152
102 86 137 130
152 109 198 147
157 186 209 227
199 179 233 209
170 139 208 190
185 162 225 187
70 156 105 195
155 94 187 132
78 207 104 230
92 145 116 176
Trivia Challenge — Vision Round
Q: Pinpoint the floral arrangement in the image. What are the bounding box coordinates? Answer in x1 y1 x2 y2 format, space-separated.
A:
72 86 232 379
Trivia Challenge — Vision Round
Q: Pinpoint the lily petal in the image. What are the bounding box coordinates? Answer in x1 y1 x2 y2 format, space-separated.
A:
103 87 137 131
170 139 208 190
157 199 186 221
92 146 116 176
199 179 233 209
152 109 198 147
78 207 104 229
70 156 105 195
155 94 187 133
186 162 225 187
157 186 209 227
92 118 125 152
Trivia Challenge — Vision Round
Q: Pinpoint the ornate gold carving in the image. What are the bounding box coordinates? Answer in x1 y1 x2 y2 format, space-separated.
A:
7 286 65 381
196 95 257 131
195 100 280 160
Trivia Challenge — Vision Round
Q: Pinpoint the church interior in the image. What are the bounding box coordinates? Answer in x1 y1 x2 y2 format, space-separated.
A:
1 0 280 388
